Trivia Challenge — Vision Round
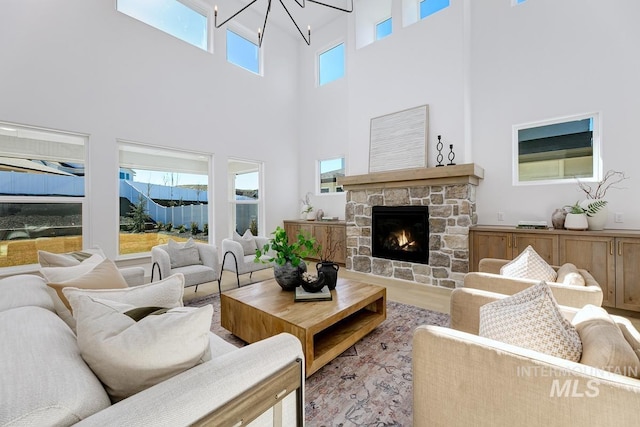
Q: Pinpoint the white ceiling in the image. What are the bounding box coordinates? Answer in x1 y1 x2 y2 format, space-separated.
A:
207 0 350 39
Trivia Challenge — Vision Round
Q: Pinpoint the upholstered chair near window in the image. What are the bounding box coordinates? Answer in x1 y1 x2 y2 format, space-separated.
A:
151 238 220 293
220 230 273 290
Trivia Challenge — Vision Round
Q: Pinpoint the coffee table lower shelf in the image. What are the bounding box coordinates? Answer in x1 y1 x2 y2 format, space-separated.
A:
221 278 386 377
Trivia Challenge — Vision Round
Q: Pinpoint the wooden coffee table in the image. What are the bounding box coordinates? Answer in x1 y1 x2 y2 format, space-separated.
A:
220 277 386 377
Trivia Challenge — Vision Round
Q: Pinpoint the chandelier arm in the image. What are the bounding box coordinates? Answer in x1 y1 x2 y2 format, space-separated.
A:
214 0 261 29
278 0 311 45
307 0 353 13
293 0 305 7
258 0 272 47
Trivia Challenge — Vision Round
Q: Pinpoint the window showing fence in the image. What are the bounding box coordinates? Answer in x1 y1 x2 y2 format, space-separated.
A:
0 122 87 268
118 141 211 255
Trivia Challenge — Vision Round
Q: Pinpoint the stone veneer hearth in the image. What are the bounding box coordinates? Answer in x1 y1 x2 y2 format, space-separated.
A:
339 164 483 289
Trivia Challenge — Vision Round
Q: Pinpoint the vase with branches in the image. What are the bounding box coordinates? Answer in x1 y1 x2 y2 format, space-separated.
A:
575 169 628 230
316 234 342 290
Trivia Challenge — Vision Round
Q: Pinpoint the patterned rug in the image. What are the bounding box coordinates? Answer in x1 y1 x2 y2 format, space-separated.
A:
185 292 450 426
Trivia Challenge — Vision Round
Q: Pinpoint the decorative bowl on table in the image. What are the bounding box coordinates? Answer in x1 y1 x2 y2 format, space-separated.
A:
298 271 326 293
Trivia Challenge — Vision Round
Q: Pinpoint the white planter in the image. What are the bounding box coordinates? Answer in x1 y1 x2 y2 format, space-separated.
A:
564 213 588 231
300 205 310 219
306 210 316 220
582 199 608 231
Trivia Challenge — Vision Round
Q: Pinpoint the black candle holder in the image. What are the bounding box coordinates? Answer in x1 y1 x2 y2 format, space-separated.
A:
447 144 456 166
436 135 444 167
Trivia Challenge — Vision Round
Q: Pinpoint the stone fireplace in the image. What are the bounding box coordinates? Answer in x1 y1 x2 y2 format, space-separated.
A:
339 164 483 289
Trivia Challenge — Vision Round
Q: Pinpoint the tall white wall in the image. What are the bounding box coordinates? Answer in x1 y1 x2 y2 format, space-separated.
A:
301 0 640 229
0 0 301 258
471 0 640 229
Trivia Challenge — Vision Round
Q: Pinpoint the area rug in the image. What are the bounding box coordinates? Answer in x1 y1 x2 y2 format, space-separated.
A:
185 292 450 426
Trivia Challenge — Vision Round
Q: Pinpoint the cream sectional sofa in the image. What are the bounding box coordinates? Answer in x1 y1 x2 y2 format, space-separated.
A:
463 257 603 308
413 287 640 426
0 274 304 426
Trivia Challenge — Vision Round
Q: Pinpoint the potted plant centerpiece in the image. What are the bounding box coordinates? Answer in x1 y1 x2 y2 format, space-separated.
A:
255 226 319 290
576 169 628 231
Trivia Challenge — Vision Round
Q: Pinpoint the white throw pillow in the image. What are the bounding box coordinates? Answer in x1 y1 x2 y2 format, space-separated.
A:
38 247 106 267
479 281 582 362
500 245 558 282
572 304 640 378
233 230 258 256
60 273 186 331
68 294 212 402
44 258 129 328
40 253 104 282
167 238 202 268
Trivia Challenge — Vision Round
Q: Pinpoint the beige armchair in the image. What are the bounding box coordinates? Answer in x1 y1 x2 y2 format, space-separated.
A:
413 287 640 427
463 257 603 308
220 234 273 290
151 240 220 293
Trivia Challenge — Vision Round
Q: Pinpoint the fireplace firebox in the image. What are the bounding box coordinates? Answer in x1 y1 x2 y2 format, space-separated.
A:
371 206 429 264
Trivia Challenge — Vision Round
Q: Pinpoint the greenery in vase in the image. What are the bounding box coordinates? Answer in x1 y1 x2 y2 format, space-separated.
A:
580 199 608 217
564 201 586 215
255 226 319 267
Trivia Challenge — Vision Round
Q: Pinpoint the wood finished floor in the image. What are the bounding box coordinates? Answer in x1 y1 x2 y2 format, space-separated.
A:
185 265 640 330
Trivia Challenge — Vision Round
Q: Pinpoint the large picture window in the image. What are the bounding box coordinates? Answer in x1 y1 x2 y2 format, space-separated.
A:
0 122 87 268
118 142 211 255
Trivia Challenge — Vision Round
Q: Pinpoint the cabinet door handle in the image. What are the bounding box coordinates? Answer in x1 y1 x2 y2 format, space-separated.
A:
610 241 614 255
507 235 511 248
513 236 517 249
618 241 623 256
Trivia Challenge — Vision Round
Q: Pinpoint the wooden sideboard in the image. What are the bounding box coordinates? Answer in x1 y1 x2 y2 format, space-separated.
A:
283 220 346 265
469 226 640 311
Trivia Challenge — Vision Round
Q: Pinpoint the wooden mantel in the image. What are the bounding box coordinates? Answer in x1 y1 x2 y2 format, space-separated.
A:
337 163 484 190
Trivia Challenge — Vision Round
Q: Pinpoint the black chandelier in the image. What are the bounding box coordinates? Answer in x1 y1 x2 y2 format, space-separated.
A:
214 0 354 47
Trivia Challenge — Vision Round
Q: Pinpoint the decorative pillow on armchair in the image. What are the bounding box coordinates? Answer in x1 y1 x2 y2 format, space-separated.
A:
479 281 582 362
67 294 212 402
167 238 202 268
500 245 558 282
233 230 258 256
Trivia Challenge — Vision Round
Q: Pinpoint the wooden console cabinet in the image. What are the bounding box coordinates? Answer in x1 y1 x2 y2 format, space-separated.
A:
283 220 346 265
470 226 640 311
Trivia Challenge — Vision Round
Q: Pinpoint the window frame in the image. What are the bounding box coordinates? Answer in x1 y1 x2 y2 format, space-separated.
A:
0 121 89 271
512 112 602 186
226 24 263 76
375 17 393 41
317 41 346 87
316 157 346 195
117 140 213 257
418 0 450 20
116 0 213 52
228 159 264 237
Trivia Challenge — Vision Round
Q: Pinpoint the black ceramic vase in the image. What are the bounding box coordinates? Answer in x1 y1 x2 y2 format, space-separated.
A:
316 261 339 290
274 261 307 291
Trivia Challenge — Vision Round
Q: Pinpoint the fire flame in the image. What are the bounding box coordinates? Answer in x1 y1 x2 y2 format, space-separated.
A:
398 230 409 247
